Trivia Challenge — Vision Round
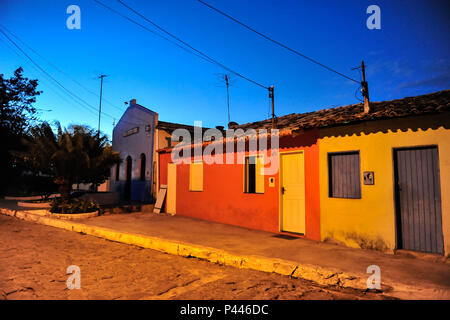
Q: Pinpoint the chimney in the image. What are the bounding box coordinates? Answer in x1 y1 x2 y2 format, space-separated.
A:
228 121 238 129
130 99 137 105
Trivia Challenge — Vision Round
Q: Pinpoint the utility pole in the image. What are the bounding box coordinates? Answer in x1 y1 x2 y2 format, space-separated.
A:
269 86 275 129
360 61 370 113
225 74 231 124
97 74 107 135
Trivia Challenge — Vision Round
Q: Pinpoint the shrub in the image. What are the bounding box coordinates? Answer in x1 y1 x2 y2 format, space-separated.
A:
5 174 57 197
50 197 99 214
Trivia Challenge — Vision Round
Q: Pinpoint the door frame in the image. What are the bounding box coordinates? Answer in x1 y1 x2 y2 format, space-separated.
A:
124 155 132 201
392 145 444 253
278 150 306 235
167 162 177 214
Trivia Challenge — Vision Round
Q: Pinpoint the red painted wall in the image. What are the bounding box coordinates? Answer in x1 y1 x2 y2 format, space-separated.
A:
158 128 320 240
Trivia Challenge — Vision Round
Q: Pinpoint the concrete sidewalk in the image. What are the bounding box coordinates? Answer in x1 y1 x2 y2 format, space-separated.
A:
1 199 449 299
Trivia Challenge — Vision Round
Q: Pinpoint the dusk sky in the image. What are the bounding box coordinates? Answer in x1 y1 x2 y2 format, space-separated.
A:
1 0 449 139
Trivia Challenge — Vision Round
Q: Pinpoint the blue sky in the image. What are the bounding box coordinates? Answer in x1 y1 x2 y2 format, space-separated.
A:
1 0 449 139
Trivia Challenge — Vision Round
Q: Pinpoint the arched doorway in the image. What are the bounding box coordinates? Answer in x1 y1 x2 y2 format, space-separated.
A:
139 153 146 181
115 163 120 181
124 156 132 200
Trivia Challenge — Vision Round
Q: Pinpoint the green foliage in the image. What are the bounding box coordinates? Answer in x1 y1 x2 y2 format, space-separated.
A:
5 174 57 197
21 122 122 200
50 197 99 214
0 67 41 134
0 67 41 195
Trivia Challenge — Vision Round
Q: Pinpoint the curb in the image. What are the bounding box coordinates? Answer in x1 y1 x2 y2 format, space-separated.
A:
4 194 60 201
0 208 368 290
17 201 51 209
3 208 98 220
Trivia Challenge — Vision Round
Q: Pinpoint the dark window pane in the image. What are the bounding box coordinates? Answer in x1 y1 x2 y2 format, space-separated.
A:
245 156 256 193
115 164 120 181
140 154 146 181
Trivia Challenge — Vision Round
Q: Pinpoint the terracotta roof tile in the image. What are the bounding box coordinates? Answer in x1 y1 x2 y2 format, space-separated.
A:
156 120 211 135
233 90 450 131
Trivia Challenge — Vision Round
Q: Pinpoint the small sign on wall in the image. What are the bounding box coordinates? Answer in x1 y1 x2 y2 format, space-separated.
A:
124 127 139 137
363 171 375 185
269 177 275 187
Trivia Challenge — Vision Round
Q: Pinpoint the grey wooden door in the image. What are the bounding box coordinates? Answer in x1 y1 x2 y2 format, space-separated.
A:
394 146 444 255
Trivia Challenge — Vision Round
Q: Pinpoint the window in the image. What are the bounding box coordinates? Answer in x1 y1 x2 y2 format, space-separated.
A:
115 163 120 181
328 151 361 199
244 155 264 194
165 137 172 148
189 161 203 191
139 153 146 181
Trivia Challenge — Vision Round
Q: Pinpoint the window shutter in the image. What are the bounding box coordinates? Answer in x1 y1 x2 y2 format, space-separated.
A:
255 156 265 193
190 162 203 191
328 152 361 198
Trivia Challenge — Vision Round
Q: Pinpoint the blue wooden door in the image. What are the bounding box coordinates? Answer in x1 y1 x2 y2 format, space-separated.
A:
394 146 444 255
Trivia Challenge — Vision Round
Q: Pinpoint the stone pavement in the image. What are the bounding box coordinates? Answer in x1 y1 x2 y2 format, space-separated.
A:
0 214 392 300
75 210 450 299
1 199 449 299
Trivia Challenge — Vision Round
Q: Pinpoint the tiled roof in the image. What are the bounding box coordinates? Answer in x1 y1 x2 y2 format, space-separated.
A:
156 120 211 135
233 90 450 131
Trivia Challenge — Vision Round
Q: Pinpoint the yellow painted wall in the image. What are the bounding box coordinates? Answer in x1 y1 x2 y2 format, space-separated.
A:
319 114 450 255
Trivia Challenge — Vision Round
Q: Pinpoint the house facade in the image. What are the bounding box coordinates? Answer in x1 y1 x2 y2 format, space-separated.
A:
157 90 450 255
318 97 450 255
110 99 208 202
110 99 157 202
158 128 321 240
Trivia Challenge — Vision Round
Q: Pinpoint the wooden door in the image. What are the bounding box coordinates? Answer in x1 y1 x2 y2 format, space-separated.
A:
394 146 444 254
167 163 177 214
124 156 132 201
280 152 306 234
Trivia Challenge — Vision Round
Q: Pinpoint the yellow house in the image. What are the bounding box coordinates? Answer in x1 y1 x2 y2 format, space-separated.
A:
318 90 450 255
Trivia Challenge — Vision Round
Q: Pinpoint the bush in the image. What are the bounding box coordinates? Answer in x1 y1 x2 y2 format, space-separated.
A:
4 174 57 197
50 197 99 214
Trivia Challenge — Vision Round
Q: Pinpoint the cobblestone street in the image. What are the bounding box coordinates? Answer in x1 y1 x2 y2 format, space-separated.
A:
0 215 392 300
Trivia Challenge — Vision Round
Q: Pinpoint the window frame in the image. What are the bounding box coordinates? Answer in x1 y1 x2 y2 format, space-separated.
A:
115 163 120 181
243 155 265 194
139 153 146 181
327 151 361 199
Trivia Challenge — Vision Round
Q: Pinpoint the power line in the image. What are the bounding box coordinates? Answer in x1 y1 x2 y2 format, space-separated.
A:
0 28 100 115
95 0 274 122
106 0 268 89
0 36 98 117
0 26 147 128
197 0 360 84
1 25 98 97
93 1 218 68
0 25 148 126
98 74 107 134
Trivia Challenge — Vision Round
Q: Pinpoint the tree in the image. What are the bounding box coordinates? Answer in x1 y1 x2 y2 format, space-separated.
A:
0 67 41 194
24 122 121 200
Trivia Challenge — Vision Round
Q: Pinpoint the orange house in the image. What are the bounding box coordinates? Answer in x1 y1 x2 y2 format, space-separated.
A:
157 90 449 253
158 128 321 241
